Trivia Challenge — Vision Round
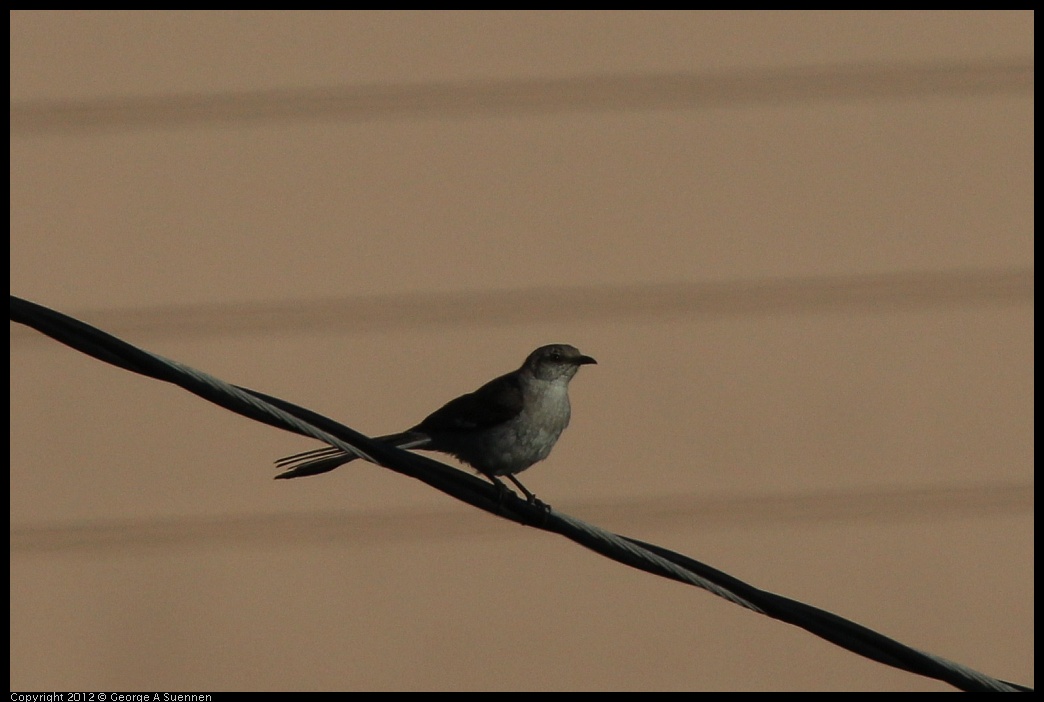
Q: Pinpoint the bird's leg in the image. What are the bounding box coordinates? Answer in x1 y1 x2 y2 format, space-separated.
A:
483 475 512 514
504 473 537 502
506 474 550 513
481 474 550 518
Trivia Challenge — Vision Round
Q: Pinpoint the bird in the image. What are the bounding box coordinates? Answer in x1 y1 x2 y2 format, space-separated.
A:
275 344 596 503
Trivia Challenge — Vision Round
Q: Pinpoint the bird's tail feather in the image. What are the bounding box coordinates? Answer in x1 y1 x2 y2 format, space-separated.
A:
274 432 428 480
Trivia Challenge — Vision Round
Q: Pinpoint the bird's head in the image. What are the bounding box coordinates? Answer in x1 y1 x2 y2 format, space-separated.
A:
524 344 597 382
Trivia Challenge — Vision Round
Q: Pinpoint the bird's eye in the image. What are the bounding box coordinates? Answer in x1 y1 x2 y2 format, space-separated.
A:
549 351 561 361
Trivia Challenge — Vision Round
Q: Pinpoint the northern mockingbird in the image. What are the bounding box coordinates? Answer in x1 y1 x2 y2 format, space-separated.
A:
275 344 597 502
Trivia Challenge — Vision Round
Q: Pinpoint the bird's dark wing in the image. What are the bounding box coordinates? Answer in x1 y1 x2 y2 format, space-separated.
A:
413 371 524 434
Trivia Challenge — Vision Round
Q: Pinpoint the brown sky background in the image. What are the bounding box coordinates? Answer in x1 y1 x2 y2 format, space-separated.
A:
10 11 1033 691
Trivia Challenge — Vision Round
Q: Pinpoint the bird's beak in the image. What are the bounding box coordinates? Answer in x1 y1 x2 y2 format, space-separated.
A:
576 355 597 366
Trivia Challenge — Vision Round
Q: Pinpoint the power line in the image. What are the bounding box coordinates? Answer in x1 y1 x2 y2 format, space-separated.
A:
9 482 1032 554
10 60 1033 135
8 294 1031 691
8 268 1033 342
